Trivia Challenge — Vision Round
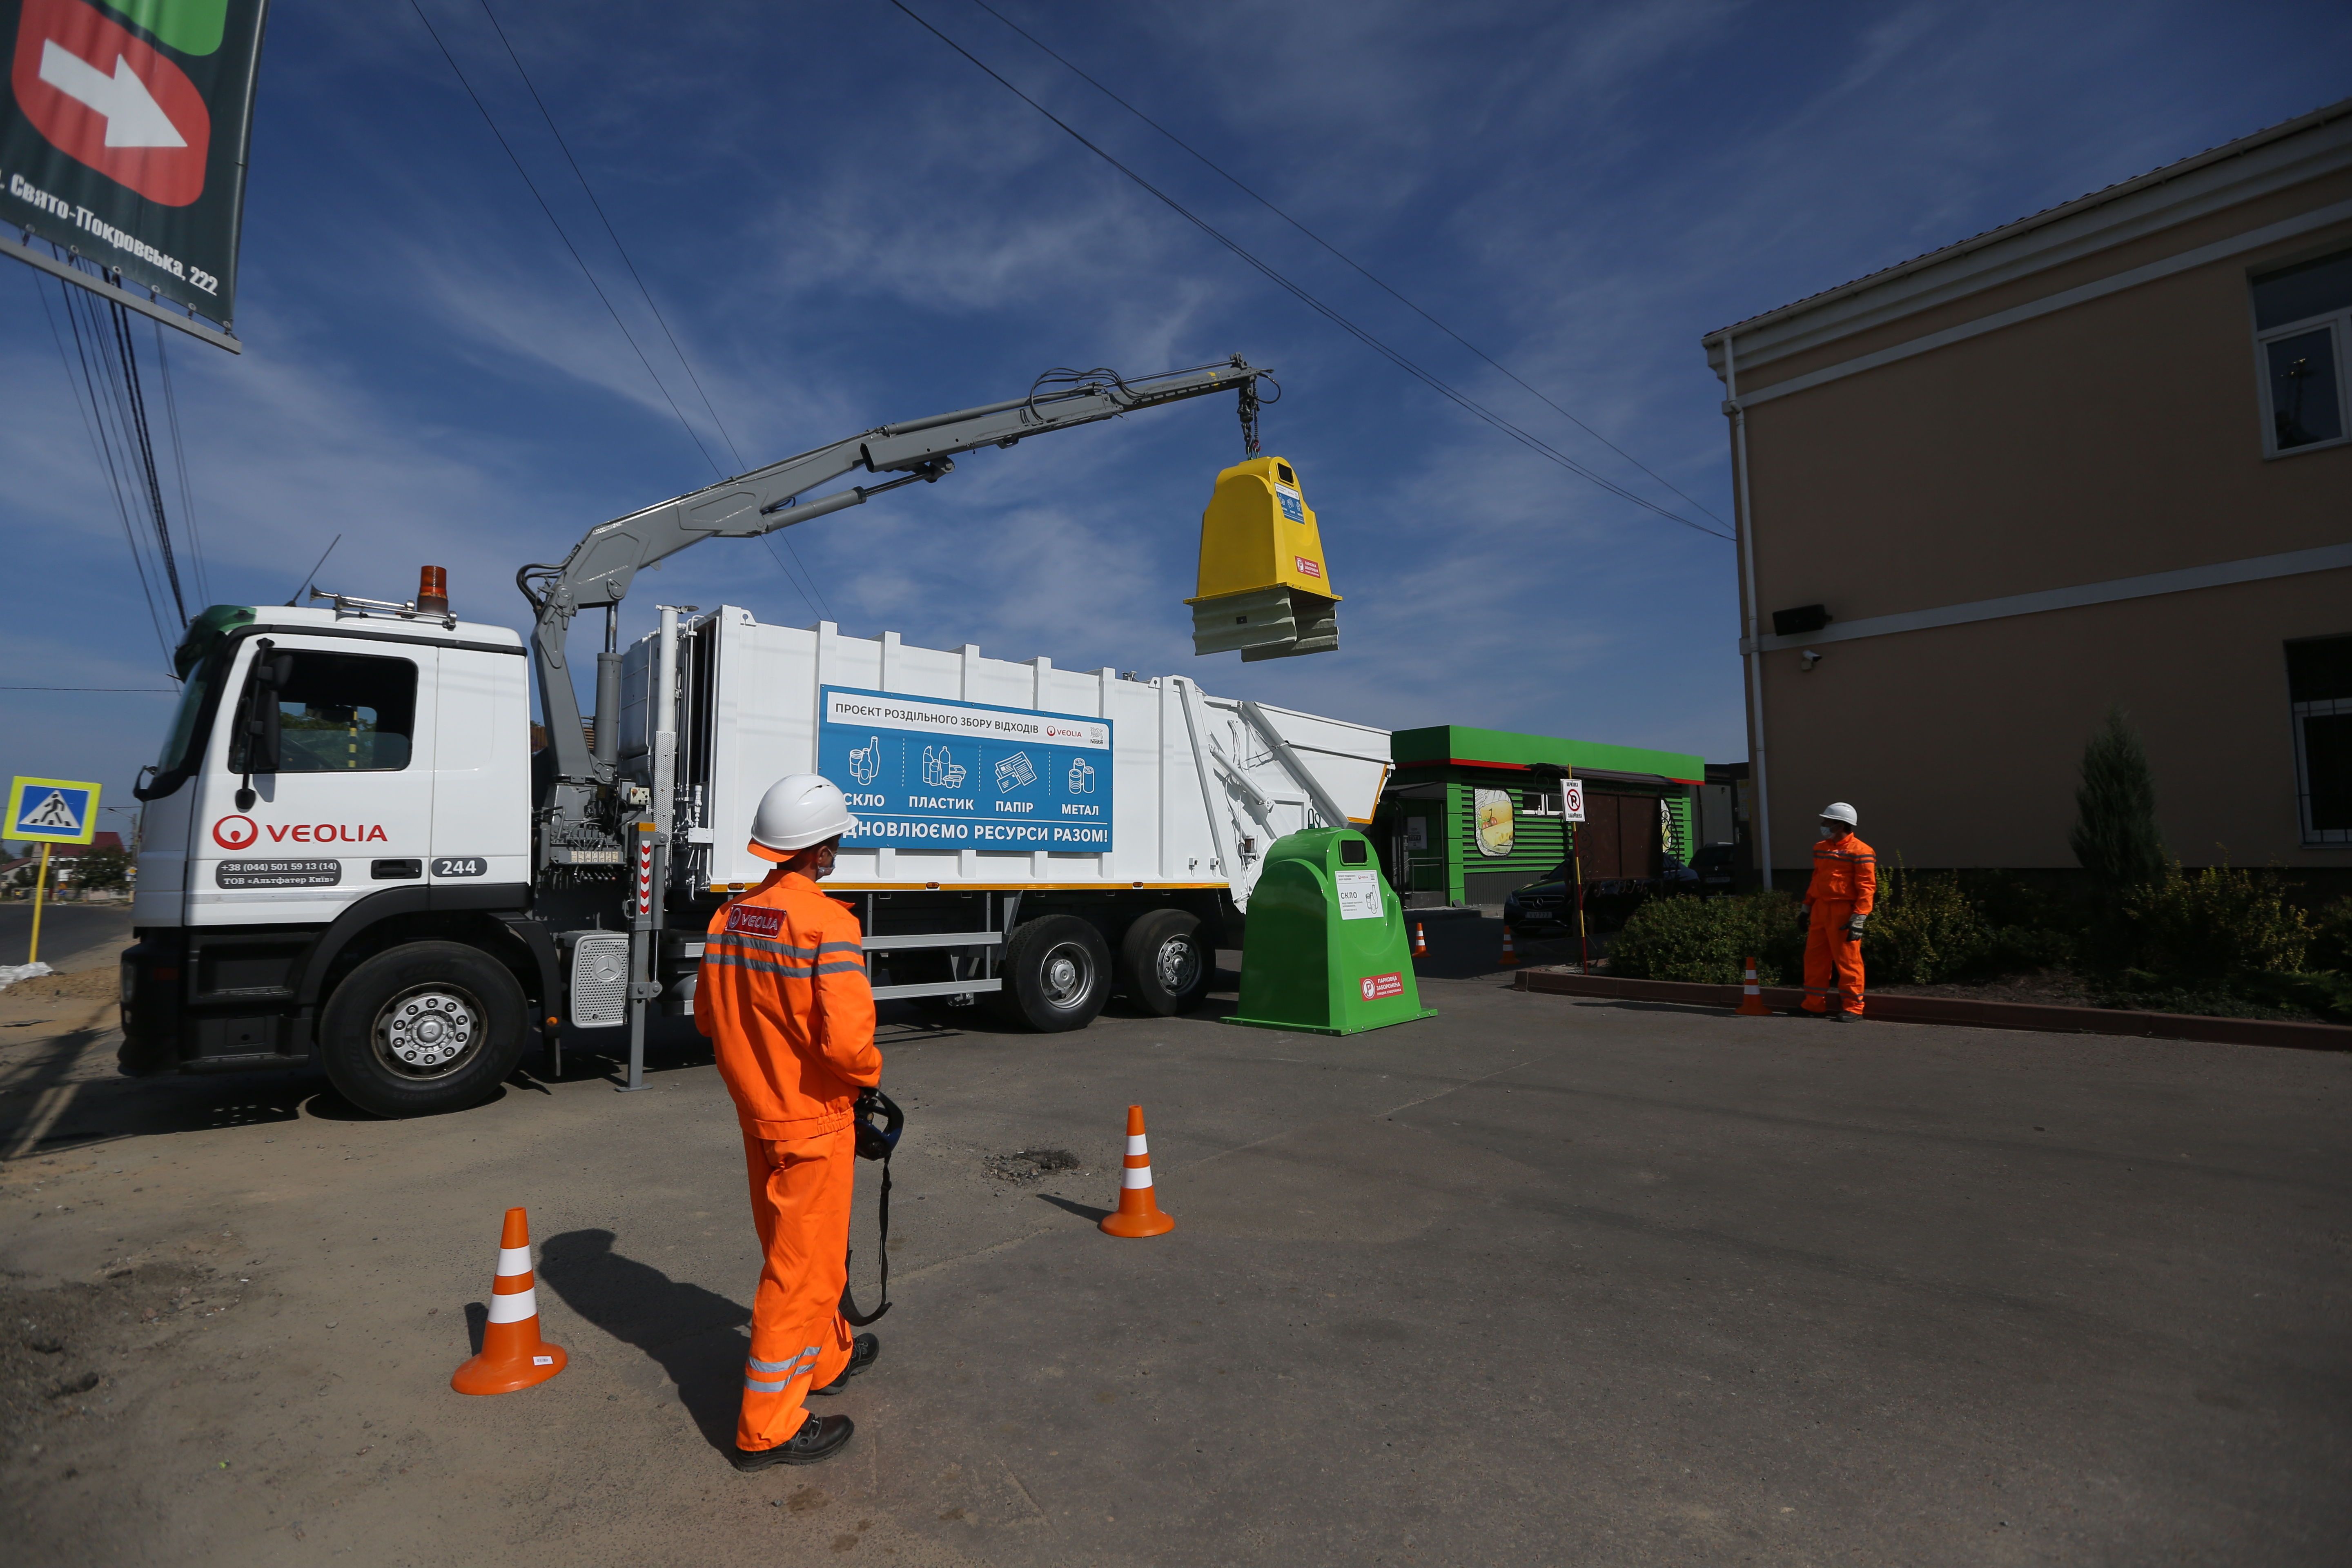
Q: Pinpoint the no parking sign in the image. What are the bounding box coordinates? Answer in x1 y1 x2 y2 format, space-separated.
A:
1561 777 1586 823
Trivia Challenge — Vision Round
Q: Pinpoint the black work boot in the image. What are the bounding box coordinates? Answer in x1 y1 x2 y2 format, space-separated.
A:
731 1413 854 1471
811 1333 880 1396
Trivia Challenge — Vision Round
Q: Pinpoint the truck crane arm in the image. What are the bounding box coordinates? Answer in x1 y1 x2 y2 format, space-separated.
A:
517 356 1269 833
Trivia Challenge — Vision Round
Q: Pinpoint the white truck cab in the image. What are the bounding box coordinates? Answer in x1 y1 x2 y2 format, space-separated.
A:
122 596 546 1114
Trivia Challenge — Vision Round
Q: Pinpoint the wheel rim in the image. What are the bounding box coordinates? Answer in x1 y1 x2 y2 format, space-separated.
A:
1038 942 1095 1010
1155 935 1201 995
373 983 484 1080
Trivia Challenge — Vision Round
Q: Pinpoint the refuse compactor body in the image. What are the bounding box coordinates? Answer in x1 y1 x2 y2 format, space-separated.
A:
619 607 1390 920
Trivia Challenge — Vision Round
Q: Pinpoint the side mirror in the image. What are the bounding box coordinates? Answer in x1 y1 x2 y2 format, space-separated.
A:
235 644 290 808
245 650 290 774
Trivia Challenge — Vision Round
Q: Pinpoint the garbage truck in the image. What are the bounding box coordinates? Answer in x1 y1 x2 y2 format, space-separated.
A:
118 359 1390 1117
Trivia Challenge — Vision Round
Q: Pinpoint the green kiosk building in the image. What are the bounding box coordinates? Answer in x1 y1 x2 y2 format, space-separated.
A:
1376 726 1708 907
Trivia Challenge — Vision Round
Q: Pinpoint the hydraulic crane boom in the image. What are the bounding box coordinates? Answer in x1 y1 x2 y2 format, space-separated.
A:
517 356 1268 840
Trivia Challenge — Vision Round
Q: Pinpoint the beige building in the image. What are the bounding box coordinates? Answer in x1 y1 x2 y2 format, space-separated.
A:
1704 99 2352 885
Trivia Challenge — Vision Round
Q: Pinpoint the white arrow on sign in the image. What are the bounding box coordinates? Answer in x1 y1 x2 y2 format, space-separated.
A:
38 38 186 149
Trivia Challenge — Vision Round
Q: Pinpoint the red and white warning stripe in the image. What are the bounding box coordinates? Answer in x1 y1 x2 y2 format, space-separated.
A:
1123 1129 1154 1189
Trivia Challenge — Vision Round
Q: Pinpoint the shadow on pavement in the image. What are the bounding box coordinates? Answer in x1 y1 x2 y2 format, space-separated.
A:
1036 1192 1111 1224
537 1227 750 1453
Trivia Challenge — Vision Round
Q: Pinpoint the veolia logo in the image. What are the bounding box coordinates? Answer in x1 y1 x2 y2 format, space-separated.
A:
211 814 257 850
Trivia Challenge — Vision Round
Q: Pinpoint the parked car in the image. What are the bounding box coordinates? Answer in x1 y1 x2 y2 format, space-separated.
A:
1505 855 1704 933
1692 843 1737 896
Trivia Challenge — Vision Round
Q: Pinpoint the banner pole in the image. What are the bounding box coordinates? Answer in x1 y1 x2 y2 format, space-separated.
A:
29 844 51 965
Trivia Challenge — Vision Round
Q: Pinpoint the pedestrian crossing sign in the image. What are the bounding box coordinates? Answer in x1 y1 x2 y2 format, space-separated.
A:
8 777 100 845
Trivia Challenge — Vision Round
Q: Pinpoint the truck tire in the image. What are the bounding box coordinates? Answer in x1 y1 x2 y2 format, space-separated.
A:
318 941 529 1118
1119 908 1211 1016
995 915 1110 1033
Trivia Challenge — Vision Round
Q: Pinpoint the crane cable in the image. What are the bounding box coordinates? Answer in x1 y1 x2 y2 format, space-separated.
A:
968 0 1728 533
886 0 1732 544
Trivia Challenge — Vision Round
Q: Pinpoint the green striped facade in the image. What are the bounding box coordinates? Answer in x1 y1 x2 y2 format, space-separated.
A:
1378 725 1707 906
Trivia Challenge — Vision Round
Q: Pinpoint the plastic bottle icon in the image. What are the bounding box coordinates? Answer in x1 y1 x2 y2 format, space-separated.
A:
922 746 966 788
1067 757 1095 794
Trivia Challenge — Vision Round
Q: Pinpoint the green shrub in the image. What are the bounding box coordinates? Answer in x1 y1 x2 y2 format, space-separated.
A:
2111 860 2310 980
1861 859 1985 984
1610 892 1803 984
2098 969 2352 1024
2308 895 2352 974
2070 707 2165 894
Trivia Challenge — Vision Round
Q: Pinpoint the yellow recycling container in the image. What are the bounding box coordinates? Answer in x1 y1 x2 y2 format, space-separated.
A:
1187 456 1341 661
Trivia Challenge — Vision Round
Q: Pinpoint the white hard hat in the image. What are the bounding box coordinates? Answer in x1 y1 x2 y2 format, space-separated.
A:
748 773 858 860
1820 801 1858 826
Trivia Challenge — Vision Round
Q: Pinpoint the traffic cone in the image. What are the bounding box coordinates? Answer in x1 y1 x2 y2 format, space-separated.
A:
1737 956 1769 1016
1499 926 1519 967
1411 922 1428 959
1099 1105 1175 1238
452 1207 567 1395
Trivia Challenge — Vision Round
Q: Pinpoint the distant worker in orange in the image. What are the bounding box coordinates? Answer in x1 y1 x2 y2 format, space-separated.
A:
696 774 881 1470
1797 801 1874 1020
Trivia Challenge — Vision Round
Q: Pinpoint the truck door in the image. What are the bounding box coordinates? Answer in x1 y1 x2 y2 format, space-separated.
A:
428 646 530 889
189 636 439 927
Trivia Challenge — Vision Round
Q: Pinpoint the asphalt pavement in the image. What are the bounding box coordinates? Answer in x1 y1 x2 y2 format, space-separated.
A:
0 902 133 969
2 922 2346 1566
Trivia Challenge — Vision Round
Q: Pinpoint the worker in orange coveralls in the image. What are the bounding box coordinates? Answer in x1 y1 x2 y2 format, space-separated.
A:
696 773 882 1470
1797 801 1875 1019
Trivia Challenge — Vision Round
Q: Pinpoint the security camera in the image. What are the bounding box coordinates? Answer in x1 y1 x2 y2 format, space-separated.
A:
1799 649 1823 671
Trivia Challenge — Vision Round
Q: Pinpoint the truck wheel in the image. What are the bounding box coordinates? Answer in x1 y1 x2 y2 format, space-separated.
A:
318 941 529 1118
1120 909 1211 1016
996 915 1110 1033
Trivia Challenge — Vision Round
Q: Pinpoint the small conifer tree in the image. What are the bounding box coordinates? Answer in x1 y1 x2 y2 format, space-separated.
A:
2069 707 2164 894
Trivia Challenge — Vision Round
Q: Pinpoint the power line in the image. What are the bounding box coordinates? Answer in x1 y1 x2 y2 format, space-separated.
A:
887 0 1730 543
405 1 727 480
151 321 212 606
470 0 833 622
36 269 176 666
0 686 180 692
968 0 1728 531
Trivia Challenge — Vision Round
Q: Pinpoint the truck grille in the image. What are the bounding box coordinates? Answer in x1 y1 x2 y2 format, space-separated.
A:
569 934 630 1028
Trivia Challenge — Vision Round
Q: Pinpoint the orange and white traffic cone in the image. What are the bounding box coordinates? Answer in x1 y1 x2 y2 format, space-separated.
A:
1099 1104 1175 1238
1499 927 1519 967
451 1206 567 1395
1411 922 1428 959
1737 956 1769 1016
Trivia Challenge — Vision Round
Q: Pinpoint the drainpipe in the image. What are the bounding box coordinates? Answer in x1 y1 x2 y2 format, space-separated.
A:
1723 334 1774 892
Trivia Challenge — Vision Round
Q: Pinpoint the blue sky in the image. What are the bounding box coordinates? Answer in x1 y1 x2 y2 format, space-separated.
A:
6 0 2349 819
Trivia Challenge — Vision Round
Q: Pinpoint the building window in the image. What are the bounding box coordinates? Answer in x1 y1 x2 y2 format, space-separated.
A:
2287 635 2352 846
2252 250 2352 457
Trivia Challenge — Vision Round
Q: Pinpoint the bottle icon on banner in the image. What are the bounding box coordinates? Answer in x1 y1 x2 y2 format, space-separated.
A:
1067 757 1095 794
921 746 966 788
848 736 882 786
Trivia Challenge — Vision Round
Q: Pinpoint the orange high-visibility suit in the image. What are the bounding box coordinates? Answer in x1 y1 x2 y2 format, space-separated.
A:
1802 830 1876 1015
696 869 880 1452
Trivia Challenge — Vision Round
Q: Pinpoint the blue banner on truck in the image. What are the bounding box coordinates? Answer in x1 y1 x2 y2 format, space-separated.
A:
818 686 1113 852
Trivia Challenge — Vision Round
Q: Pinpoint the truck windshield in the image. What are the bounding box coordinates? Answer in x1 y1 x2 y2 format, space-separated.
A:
155 663 212 775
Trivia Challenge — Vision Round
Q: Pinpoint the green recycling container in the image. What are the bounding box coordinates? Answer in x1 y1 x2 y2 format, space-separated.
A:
1223 827 1436 1036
